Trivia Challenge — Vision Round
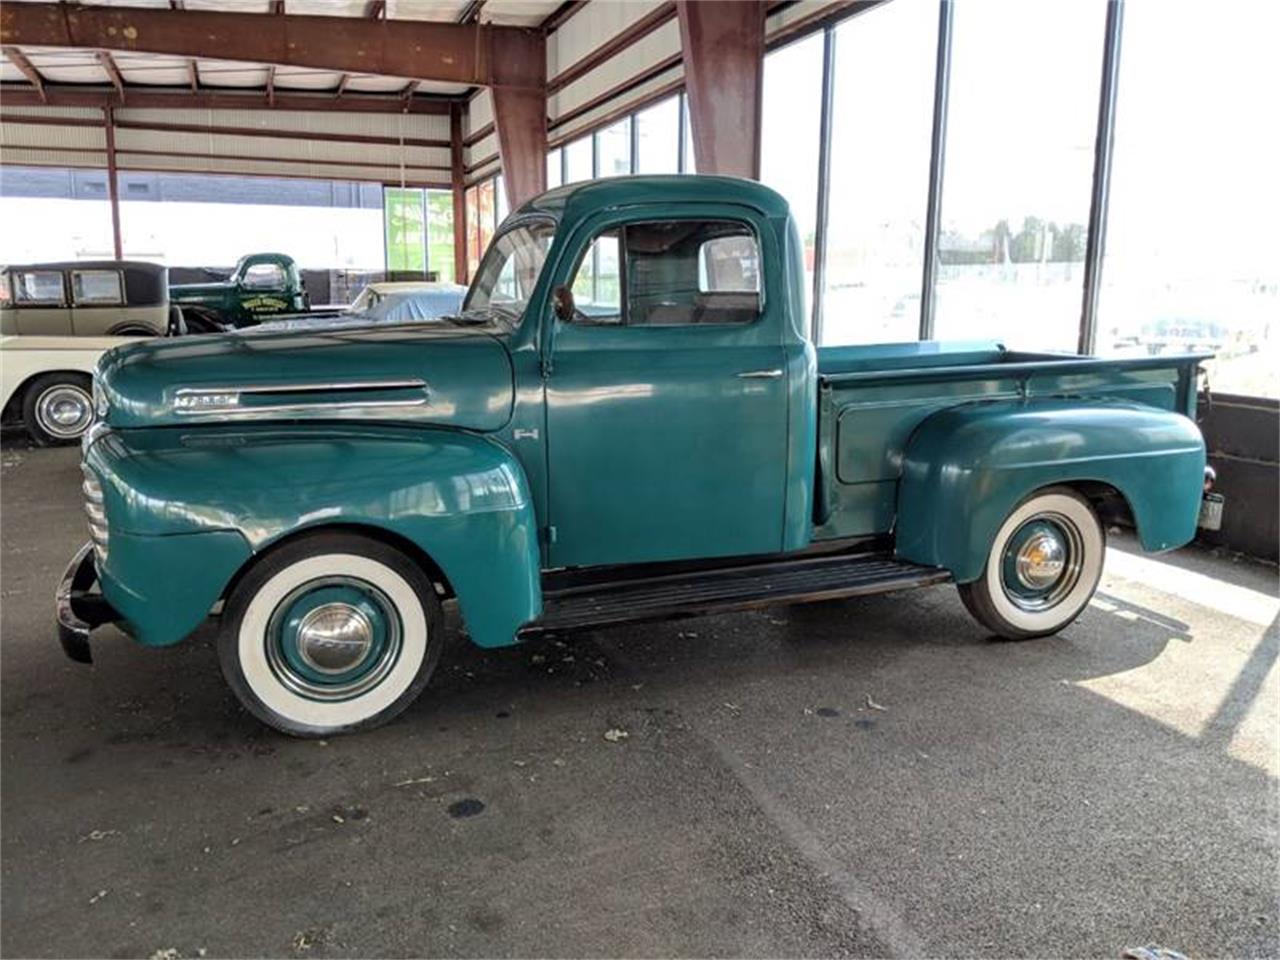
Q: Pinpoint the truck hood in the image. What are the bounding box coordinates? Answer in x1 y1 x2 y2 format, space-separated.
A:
95 322 514 431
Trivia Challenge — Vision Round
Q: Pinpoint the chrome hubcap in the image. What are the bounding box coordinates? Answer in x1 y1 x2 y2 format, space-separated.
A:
297 603 374 674
265 576 402 701
1015 531 1066 589
1001 513 1085 612
36 385 93 438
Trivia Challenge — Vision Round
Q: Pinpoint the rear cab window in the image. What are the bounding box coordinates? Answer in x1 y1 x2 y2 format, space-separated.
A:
566 219 761 327
72 270 124 305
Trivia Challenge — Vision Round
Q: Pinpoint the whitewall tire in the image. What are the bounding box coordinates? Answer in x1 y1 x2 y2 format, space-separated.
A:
958 487 1105 640
219 532 442 736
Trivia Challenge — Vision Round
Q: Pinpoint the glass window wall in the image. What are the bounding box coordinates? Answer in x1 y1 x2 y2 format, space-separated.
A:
932 0 1106 351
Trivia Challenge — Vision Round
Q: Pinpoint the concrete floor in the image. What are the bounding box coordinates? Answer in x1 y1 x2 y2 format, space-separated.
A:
2 441 1277 959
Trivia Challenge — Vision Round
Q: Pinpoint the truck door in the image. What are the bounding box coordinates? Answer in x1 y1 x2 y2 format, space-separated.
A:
544 210 788 568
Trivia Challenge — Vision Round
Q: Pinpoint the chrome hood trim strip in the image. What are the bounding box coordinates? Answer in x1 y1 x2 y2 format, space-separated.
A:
170 378 431 419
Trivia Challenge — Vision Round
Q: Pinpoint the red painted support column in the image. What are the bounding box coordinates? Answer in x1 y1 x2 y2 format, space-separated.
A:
676 0 766 179
104 106 123 259
489 29 547 209
450 102 468 283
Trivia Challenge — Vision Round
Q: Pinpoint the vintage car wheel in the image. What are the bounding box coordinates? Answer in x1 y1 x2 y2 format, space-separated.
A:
22 373 95 446
957 487 1104 640
218 532 442 737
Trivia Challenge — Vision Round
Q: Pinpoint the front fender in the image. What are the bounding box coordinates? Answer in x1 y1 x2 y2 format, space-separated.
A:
87 424 540 648
894 398 1205 582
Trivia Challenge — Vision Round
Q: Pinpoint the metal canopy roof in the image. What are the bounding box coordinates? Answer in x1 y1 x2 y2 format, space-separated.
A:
0 0 566 191
0 0 564 100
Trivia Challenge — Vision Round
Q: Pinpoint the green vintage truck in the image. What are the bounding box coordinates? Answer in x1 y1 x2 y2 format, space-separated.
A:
169 252 308 327
59 176 1213 737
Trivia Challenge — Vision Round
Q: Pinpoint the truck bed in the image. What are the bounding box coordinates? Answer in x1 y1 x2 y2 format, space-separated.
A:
813 340 1207 540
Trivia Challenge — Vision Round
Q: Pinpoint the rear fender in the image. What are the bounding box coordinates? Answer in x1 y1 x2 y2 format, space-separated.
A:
894 398 1206 582
88 424 540 648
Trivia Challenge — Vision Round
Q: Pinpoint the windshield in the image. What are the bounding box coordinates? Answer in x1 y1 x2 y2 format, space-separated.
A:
463 218 557 320
350 287 381 312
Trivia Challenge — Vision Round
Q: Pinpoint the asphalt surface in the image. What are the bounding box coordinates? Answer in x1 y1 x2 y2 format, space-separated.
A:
2 441 1277 959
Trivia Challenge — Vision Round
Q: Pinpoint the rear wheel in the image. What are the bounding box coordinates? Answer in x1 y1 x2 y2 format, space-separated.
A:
22 373 94 446
958 487 1104 640
218 532 442 737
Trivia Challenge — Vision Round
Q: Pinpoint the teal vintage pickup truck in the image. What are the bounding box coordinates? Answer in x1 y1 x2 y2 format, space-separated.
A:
58 177 1213 737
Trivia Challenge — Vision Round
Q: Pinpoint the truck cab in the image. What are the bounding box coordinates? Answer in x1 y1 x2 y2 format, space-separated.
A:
58 176 1212 737
169 252 308 327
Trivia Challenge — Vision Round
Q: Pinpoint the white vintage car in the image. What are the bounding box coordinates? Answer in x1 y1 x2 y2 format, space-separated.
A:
1 335 138 445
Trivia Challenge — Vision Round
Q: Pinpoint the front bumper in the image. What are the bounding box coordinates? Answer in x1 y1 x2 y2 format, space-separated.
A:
55 542 122 664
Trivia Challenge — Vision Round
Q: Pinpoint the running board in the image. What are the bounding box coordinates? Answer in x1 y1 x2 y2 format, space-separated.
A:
522 551 951 635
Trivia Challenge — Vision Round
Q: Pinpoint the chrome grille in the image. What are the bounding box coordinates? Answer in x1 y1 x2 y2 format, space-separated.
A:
82 465 108 562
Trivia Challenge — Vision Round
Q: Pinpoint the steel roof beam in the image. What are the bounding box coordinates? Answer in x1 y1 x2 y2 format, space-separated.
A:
2 45 46 102
96 50 125 101
0 3 544 90
0 84 456 113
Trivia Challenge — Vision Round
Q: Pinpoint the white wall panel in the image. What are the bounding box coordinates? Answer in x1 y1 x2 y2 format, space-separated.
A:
0 106 104 122
113 127 449 169
0 148 106 169
547 0 664 78
1 121 107 151
114 153 449 185
548 18 681 122
766 0 848 40
465 131 499 169
550 62 681 145
112 108 450 141
466 88 494 138
466 156 501 184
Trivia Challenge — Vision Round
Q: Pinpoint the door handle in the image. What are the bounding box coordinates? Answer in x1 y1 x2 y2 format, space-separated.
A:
736 369 783 379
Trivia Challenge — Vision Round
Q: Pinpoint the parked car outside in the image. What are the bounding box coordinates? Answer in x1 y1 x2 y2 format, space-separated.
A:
169 252 308 327
0 261 176 337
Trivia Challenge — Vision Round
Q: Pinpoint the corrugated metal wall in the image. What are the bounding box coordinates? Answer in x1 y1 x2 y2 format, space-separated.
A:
462 0 852 180
1 104 452 187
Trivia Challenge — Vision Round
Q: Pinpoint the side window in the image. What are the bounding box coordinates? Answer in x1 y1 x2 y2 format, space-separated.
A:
565 220 761 327
243 263 286 290
568 231 622 323
13 270 65 305
628 220 760 326
72 270 124 305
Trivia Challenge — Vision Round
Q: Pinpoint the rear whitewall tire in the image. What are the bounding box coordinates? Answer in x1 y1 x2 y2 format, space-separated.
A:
219 533 442 737
958 487 1105 640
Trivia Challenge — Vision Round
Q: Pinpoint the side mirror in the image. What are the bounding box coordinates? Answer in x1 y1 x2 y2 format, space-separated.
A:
552 284 576 322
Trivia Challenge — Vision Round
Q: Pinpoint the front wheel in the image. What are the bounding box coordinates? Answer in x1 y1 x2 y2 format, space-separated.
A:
958 487 1105 640
218 532 442 737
